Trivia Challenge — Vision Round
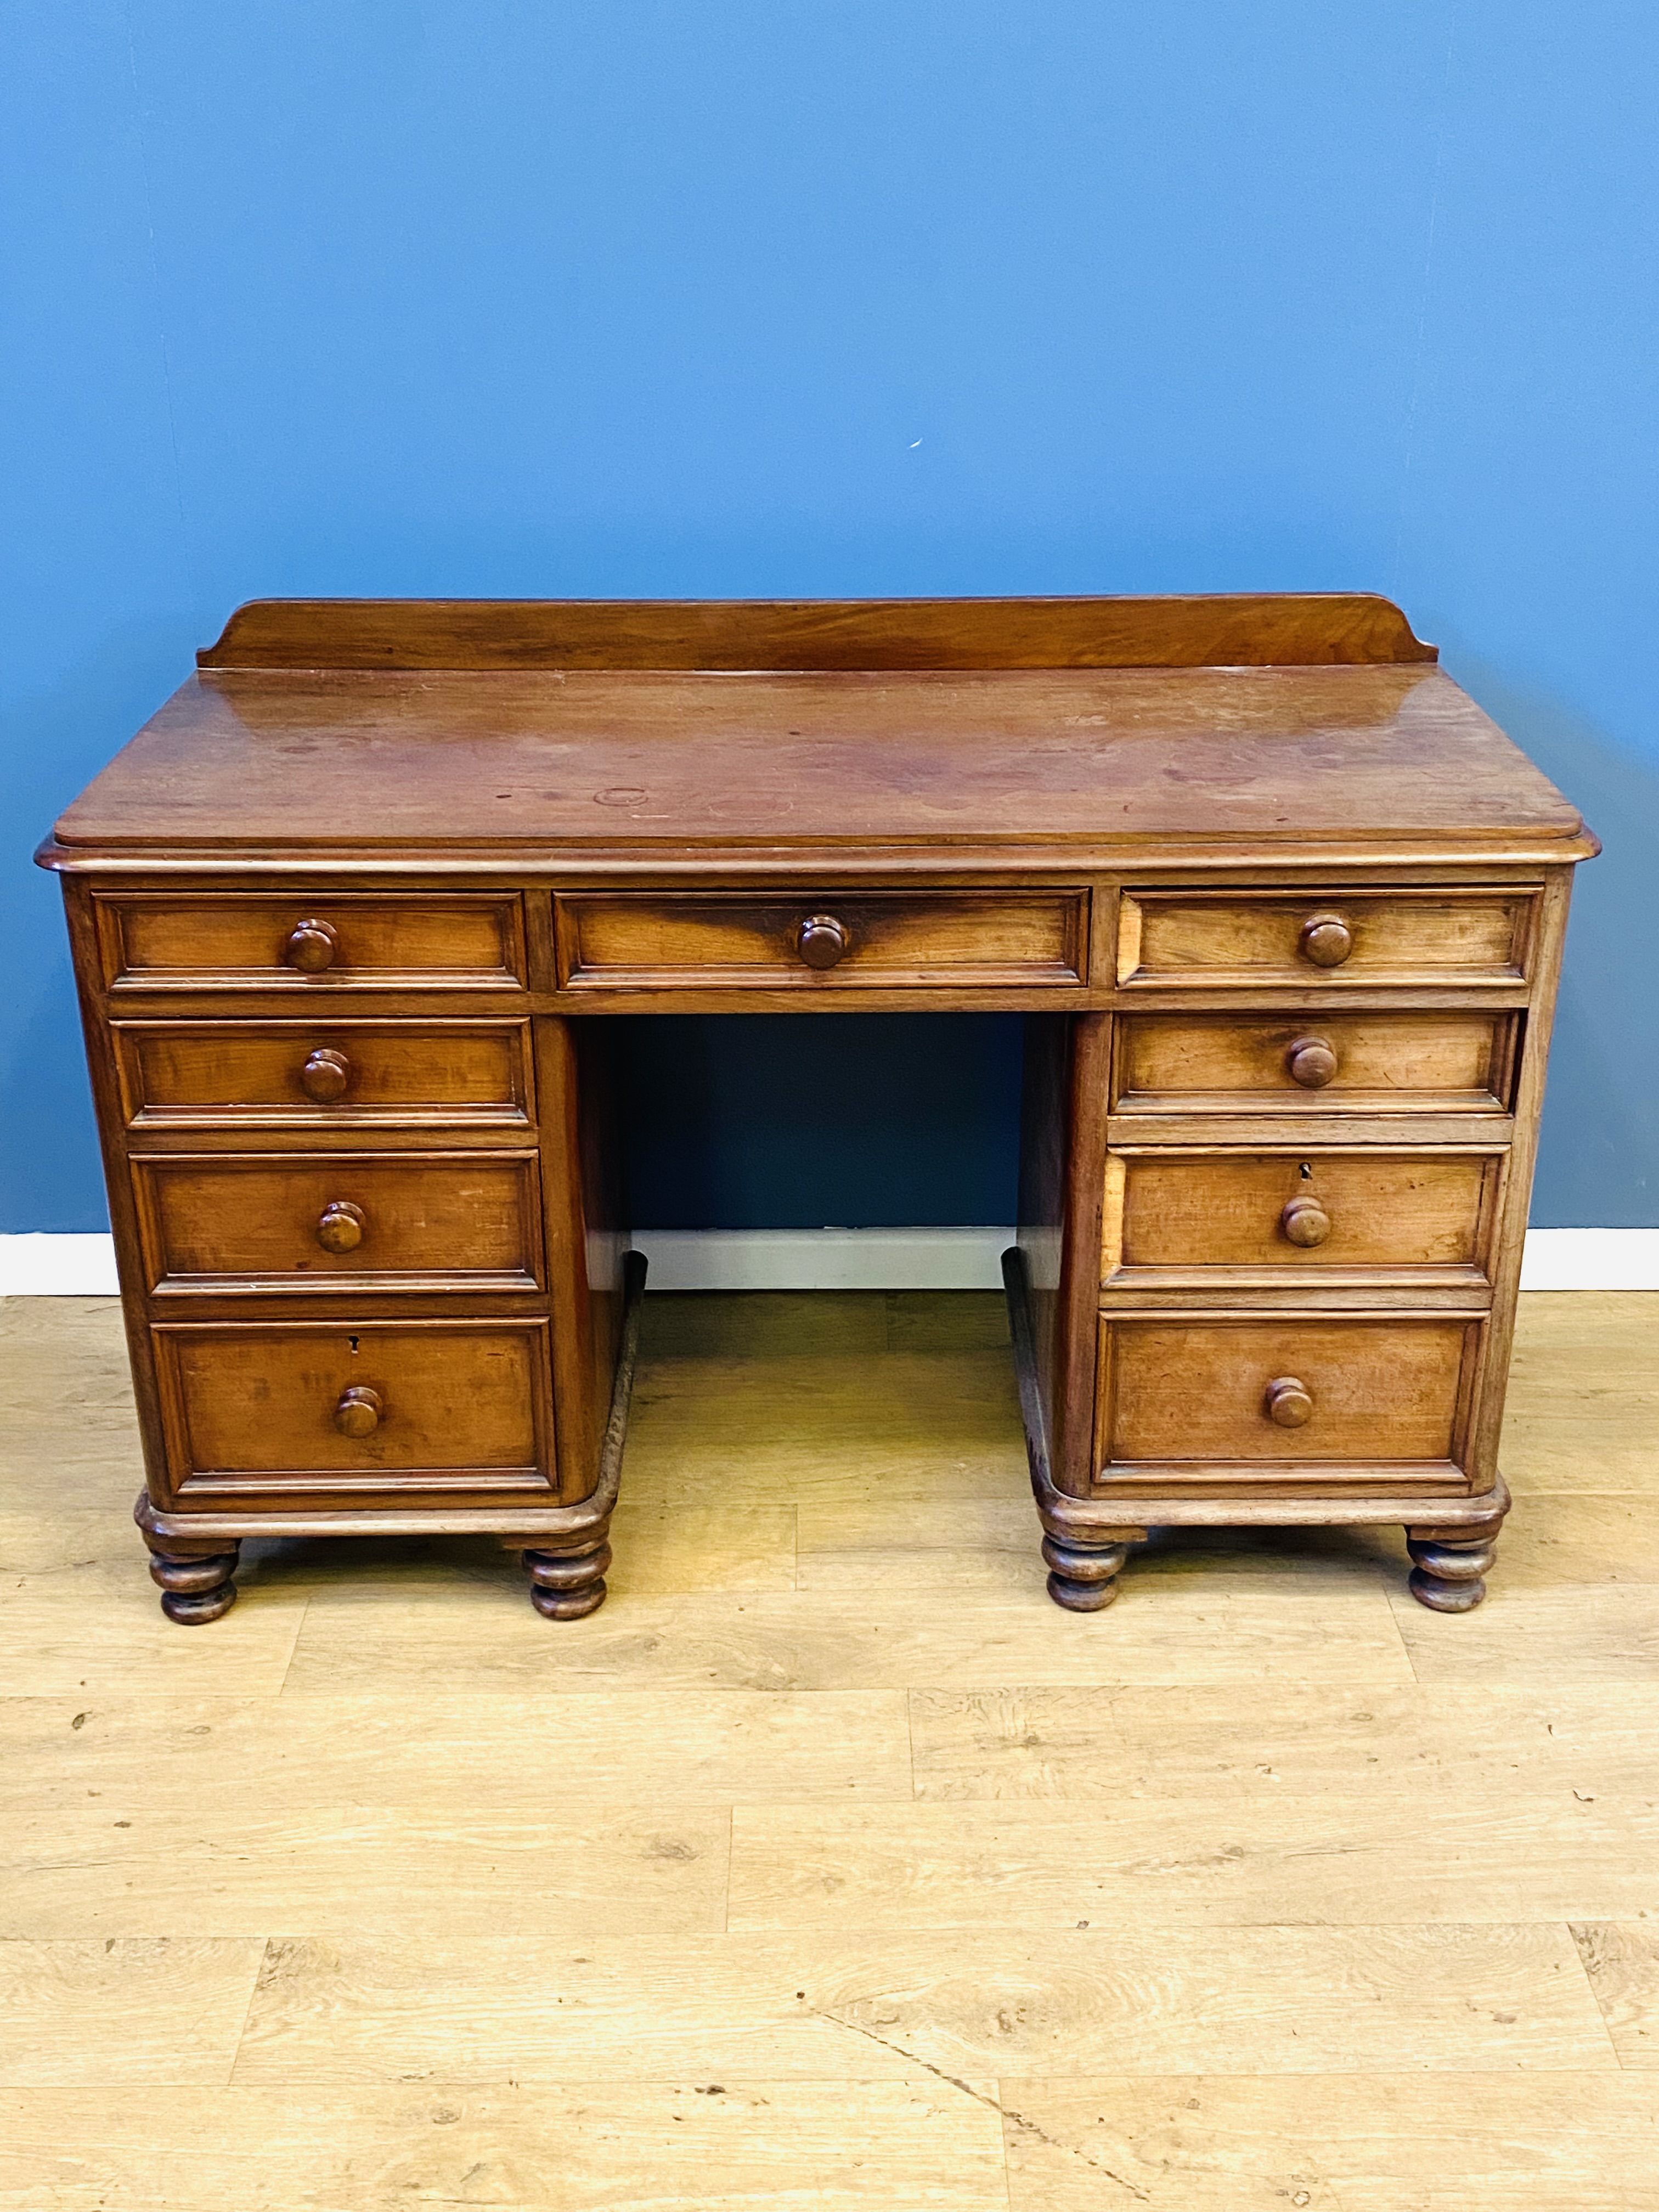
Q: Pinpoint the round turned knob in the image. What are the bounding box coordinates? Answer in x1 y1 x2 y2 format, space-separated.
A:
1286 1035 1339 1089
300 1047 351 1102
1279 1193 1331 1247
1265 1376 1313 1427
315 1200 366 1254
333 1384 382 1438
1298 912 1353 968
284 918 340 974
796 913 851 970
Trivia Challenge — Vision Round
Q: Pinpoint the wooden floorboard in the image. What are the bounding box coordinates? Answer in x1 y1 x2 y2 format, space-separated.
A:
1 1286 1656 2205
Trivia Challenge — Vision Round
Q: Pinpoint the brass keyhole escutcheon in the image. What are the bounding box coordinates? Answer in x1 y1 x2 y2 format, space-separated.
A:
797 913 851 970
316 1200 366 1254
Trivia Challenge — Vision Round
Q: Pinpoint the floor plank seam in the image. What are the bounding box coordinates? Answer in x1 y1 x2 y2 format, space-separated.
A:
221 1937 271 2088
272 1595 313 1700
1567 1919 1630 2070
798 2002 1147 2199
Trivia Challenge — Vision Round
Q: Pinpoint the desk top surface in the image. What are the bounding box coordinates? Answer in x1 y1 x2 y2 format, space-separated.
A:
47 596 1593 867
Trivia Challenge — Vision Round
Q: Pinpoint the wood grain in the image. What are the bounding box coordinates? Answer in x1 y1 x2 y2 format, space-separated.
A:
131 1150 542 1291
998 2075 1659 2212
0 2081 1011 2211
726 1796 1659 1929
196 592 1441 669
94 891 526 988
1111 1011 1514 1113
1571 1921 1659 2066
1097 1315 1475 1476
3 1288 1657 2210
151 1319 556 1500
112 1019 533 1126
1107 1149 1495 1278
0 1940 264 2086
1119 886 1531 985
0 1793 730 1940
48 667 1589 859
556 889 1087 989
907 1682 1659 1799
280 1579 1418 1696
225 1922 1608 2085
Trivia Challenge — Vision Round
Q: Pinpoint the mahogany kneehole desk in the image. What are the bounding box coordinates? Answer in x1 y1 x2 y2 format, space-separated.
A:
38 594 1597 1623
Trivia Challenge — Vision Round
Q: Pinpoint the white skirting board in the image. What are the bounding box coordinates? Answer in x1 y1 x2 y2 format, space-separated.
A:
2 1226 1657 1295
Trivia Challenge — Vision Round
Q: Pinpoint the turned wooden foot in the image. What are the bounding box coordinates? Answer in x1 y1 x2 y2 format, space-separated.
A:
1042 1534 1129 1612
146 1544 240 1624
524 1536 612 1619
1407 1532 1497 1612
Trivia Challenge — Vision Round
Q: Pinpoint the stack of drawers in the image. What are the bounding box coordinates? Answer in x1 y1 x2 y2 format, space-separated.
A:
88 888 577 1614
1092 884 1537 1533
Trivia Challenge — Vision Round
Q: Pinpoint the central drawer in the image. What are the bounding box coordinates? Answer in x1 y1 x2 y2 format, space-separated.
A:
151 1319 556 1500
1094 1315 1479 1487
554 891 1088 989
132 1152 543 1292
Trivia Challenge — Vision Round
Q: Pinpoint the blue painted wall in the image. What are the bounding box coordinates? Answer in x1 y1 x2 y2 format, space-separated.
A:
4 2 1655 1233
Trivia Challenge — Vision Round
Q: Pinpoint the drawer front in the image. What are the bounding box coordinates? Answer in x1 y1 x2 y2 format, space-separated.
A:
113 1020 533 1126
1112 1012 1514 1113
153 1320 554 1496
1118 888 1531 986
555 891 1088 989
97 894 526 990
1095 1317 1477 1484
133 1153 543 1292
1105 1151 1498 1278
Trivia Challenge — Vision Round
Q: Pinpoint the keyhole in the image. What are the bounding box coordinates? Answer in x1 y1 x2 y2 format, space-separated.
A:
1299 1163 1313 1180
348 1335 360 1355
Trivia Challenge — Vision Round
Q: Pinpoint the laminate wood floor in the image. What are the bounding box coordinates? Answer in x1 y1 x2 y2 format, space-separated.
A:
2 1289 1656 2209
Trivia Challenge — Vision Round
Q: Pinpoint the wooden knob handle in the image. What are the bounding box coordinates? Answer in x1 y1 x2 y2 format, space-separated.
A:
1265 1376 1313 1427
797 914 851 970
1286 1035 1339 1088
1298 912 1353 968
315 1200 366 1254
333 1384 382 1438
1279 1194 1331 1247
284 918 340 973
300 1047 351 1102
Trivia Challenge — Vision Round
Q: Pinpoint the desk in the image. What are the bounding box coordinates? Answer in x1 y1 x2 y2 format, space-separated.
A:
38 594 1596 1622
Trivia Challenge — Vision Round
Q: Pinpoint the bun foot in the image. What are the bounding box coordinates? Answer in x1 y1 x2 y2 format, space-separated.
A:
1042 1535 1129 1612
1407 1534 1497 1612
148 1548 239 1625
525 1538 612 1620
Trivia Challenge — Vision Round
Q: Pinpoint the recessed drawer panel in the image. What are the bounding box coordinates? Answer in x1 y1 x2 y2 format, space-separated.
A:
153 1319 555 1497
1112 1012 1514 1114
133 1152 543 1292
97 893 527 990
1104 1150 1498 1280
113 1020 533 1126
1095 1316 1477 1486
555 891 1088 989
1118 888 1532 986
